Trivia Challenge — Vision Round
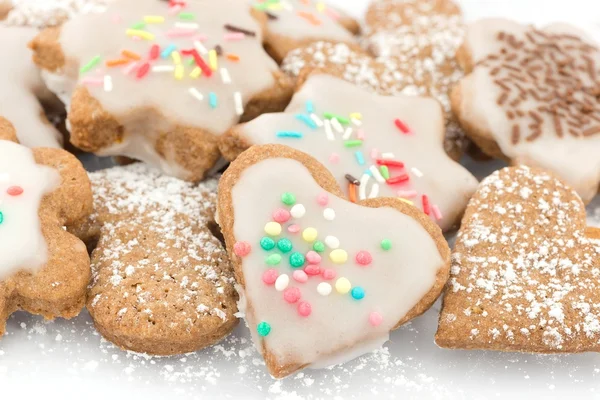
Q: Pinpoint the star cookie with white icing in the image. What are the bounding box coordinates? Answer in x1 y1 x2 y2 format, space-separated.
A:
437 166 600 353
218 144 450 378
452 19 600 202
30 0 294 181
221 74 478 232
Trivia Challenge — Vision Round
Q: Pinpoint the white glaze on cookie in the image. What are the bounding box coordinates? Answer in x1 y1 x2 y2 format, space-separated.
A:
0 140 61 280
230 157 444 373
457 19 600 202
234 75 478 231
0 26 62 148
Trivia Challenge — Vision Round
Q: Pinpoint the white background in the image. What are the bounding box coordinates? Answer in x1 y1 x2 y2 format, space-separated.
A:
2 1 600 399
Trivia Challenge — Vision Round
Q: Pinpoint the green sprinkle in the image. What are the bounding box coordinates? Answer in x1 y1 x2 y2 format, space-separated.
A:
257 321 271 337
380 166 390 180
187 58 196 66
178 12 196 20
289 252 305 268
281 192 296 205
130 21 146 29
277 238 293 253
381 239 392 251
323 112 350 124
344 140 363 148
260 237 275 251
0 211 4 224
266 254 282 265
313 241 325 253
80 55 101 74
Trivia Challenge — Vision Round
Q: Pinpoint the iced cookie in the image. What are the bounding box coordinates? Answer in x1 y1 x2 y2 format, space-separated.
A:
221 74 478 232
218 144 451 378
3 0 111 27
436 165 600 353
452 19 600 203
251 0 358 63
76 163 237 355
0 117 92 338
30 0 294 181
0 26 63 148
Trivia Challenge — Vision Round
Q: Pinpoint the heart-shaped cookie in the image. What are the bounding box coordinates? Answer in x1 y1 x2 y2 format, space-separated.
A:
436 165 600 353
218 144 450 378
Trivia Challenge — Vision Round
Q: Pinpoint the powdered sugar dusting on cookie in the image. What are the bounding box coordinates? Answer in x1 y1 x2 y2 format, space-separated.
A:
5 0 111 27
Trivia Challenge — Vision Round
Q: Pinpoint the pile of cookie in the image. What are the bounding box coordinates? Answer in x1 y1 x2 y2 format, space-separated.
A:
0 0 598 380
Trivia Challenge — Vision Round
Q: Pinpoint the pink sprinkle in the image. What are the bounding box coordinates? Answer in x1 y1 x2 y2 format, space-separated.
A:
288 224 300 234
355 251 372 266
292 270 308 283
317 193 329 206
166 28 196 38
123 61 140 75
304 264 321 276
432 205 443 221
325 7 340 20
224 32 245 41
284 287 301 304
329 153 340 163
81 77 103 86
369 311 383 327
272 208 291 223
305 251 321 265
6 186 23 196
233 241 251 257
297 301 312 317
262 269 279 285
357 129 365 140
397 190 418 198
168 4 183 15
370 148 379 159
322 269 336 280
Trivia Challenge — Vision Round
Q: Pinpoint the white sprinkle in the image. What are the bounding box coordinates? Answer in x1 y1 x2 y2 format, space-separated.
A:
310 113 323 127
275 274 289 291
351 118 362 126
331 117 344 133
359 174 370 200
411 167 424 178
325 236 339 249
342 127 353 140
369 165 385 183
175 22 199 29
188 87 204 101
220 68 231 84
324 120 335 141
234 92 244 116
290 204 306 219
317 282 332 296
280 0 293 10
194 40 208 55
103 75 113 92
152 65 175 72
380 152 395 159
323 208 335 221
368 183 379 199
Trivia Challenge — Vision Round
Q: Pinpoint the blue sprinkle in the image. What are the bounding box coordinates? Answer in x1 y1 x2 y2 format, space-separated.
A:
276 131 303 138
161 44 177 59
364 169 372 176
351 287 365 300
295 114 317 129
355 151 365 166
209 92 218 109
305 100 314 114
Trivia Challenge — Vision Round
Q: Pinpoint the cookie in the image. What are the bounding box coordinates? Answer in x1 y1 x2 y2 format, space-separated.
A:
451 19 600 203
0 1 11 20
436 165 600 353
221 74 478 232
251 0 358 63
30 0 294 182
76 163 237 355
0 117 92 338
0 26 63 148
218 144 451 378
3 0 111 28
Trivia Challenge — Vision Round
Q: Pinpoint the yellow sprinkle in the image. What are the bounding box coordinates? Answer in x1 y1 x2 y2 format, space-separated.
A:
264 222 282 236
171 51 182 65
125 29 155 40
335 277 351 294
350 112 362 120
267 3 283 10
330 249 348 264
190 67 202 79
208 49 218 71
316 2 326 12
302 227 318 243
174 64 184 80
144 15 165 23
399 198 414 206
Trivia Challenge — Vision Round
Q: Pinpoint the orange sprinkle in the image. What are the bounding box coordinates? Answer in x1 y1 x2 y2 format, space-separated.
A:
348 183 357 203
226 53 240 62
121 50 141 60
297 11 321 25
106 58 130 67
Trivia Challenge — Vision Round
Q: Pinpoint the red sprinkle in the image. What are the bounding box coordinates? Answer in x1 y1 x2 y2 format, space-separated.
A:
355 251 372 266
233 241 251 257
149 44 160 60
376 159 404 168
297 301 312 317
322 269 337 280
136 62 150 79
262 269 278 285
7 186 23 196
283 287 301 304
422 195 431 215
183 49 212 77
304 264 321 276
386 174 410 185
394 118 411 134
272 208 291 223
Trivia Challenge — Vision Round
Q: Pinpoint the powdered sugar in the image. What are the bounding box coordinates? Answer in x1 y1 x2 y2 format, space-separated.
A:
4 0 111 27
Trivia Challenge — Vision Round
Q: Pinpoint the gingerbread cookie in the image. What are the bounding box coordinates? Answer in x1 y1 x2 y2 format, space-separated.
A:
436 165 600 353
0 1 11 20
3 0 111 27
251 0 358 63
221 74 478 232
0 117 92 338
218 144 450 378
76 163 237 355
31 0 294 182
452 19 600 203
0 26 63 148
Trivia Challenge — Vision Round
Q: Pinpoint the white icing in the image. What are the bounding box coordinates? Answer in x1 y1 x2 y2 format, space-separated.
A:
0 140 61 280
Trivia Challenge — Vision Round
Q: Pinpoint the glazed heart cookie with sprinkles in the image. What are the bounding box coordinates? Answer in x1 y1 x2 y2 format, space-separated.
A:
0 117 93 338
0 26 63 148
451 19 600 203
30 0 294 181
218 144 451 378
221 74 478 232
73 163 237 355
251 0 359 63
436 166 600 353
